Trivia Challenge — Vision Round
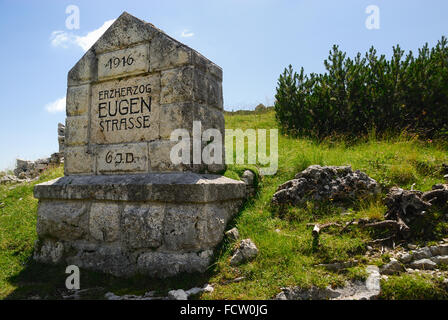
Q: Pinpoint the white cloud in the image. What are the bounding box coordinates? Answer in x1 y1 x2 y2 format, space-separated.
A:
50 19 115 52
45 96 66 113
181 29 194 38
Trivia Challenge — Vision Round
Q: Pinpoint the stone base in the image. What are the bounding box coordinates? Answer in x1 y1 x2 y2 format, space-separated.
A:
33 173 246 277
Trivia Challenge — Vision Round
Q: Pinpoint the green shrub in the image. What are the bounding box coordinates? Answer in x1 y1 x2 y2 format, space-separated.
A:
275 37 448 139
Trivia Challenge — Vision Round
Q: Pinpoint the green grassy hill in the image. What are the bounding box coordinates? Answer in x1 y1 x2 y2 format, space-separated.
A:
1 110 448 299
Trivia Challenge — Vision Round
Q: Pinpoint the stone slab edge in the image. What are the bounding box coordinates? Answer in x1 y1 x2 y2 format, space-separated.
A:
34 172 245 203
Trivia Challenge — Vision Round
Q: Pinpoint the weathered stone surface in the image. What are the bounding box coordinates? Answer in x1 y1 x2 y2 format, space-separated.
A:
89 202 121 242
149 32 192 71
148 140 188 172
241 170 256 197
160 66 197 105
230 239 259 266
168 289 188 300
35 173 246 202
158 103 194 139
197 202 240 249
409 259 437 270
275 265 380 300
272 165 380 205
412 247 432 260
66 84 90 116
122 203 164 249
68 50 97 86
34 239 64 264
58 123 66 153
98 43 149 80
65 116 88 146
36 200 88 240
162 204 202 251
380 258 405 275
398 252 413 264
431 255 448 265
90 73 160 145
64 146 94 175
66 243 135 277
136 250 213 277
91 12 155 55
225 227 239 241
96 143 148 174
275 286 340 300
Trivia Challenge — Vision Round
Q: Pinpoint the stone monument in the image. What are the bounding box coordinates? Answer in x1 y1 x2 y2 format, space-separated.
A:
33 12 246 277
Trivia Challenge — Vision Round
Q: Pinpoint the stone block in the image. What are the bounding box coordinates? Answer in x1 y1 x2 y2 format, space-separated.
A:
160 66 195 105
162 204 203 251
89 202 121 242
96 143 149 174
68 49 97 86
36 200 89 240
149 32 192 71
148 140 189 172
98 43 150 80
34 239 65 264
66 84 90 116
66 242 134 277
122 203 164 249
137 250 213 278
90 73 160 145
65 115 89 146
159 103 194 139
92 12 155 54
64 146 94 175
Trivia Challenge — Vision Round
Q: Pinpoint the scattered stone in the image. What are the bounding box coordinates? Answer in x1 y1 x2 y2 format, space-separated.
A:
275 286 340 300
225 227 239 241
410 259 437 270
408 244 417 250
412 247 432 260
272 165 380 206
58 123 65 154
0 175 20 184
12 154 63 180
241 170 256 197
105 284 213 301
168 289 188 300
203 284 214 293
275 265 380 300
398 252 413 264
430 255 448 265
380 258 405 275
230 239 259 266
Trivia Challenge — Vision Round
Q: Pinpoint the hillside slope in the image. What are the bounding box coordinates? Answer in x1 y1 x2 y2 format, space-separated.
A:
1 110 448 299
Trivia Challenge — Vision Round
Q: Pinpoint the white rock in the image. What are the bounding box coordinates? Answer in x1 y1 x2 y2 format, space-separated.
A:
168 289 188 300
410 259 437 270
225 227 239 241
230 239 259 266
380 258 405 275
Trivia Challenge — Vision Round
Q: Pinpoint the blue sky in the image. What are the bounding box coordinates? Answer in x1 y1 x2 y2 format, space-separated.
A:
0 0 447 170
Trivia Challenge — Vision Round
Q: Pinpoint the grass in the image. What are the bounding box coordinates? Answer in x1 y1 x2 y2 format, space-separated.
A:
1 109 448 299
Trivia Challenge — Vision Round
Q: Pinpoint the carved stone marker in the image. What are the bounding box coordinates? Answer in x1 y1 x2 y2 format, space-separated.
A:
33 12 246 277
